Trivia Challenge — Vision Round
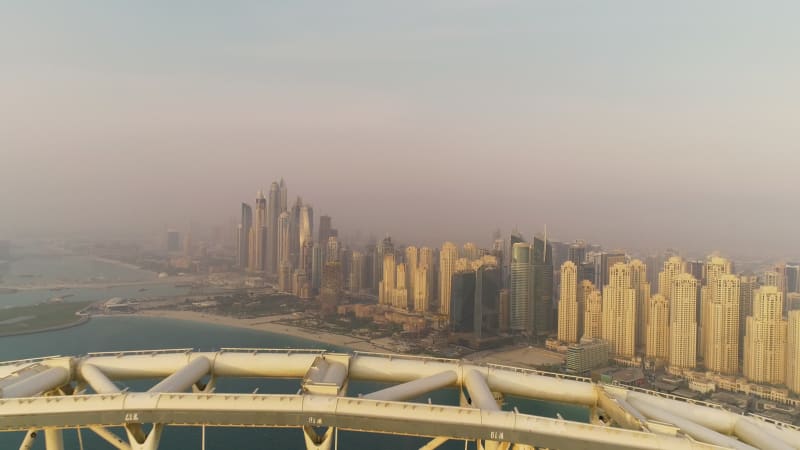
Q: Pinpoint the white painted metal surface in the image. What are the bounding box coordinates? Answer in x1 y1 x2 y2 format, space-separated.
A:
0 349 796 450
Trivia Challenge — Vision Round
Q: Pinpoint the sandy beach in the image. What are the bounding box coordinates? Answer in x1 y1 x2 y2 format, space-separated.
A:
133 310 396 354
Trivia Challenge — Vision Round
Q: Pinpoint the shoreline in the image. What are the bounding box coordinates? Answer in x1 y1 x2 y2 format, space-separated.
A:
0 315 91 338
128 310 397 353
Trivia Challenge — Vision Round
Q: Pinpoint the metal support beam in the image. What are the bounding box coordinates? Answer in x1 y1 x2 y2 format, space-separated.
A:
363 370 457 402
0 367 70 398
90 426 132 450
302 425 334 450
597 388 646 431
125 424 163 450
80 364 120 394
419 437 449 450
18 429 37 450
44 428 64 450
149 357 211 393
627 397 756 450
463 370 499 411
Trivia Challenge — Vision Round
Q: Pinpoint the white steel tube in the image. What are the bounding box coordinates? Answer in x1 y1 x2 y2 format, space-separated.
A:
626 391 797 450
0 367 70 399
486 368 597 406
148 357 211 393
362 371 457 402
627 397 756 450
464 370 500 411
44 428 64 450
80 364 121 394
18 429 37 450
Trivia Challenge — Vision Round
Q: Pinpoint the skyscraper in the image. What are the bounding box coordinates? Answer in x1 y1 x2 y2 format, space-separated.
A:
744 286 787 385
267 181 280 276
248 191 267 272
630 259 650 349
311 243 322 291
531 235 554 337
374 236 394 294
289 197 303 269
474 264 501 339
379 252 396 306
277 211 290 267
787 310 800 395
739 275 758 360
299 204 314 252
558 261 579 344
237 203 252 269
658 256 685 298
405 246 418 311
704 274 740 375
326 236 340 263
394 263 409 309
278 178 288 212
670 273 699 371
645 294 669 361
439 242 458 317
510 242 531 332
462 242 479 261
413 265 431 312
318 215 333 250
700 256 731 358
601 263 636 358
582 286 603 340
349 251 364 293
598 252 627 291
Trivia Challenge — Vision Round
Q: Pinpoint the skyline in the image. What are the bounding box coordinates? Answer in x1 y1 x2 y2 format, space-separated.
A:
3 1 800 258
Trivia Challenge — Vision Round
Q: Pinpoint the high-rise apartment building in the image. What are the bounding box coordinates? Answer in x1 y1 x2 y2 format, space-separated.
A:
700 256 731 358
349 251 364 293
394 263 409 310
267 181 280 275
787 310 800 395
739 275 758 359
744 286 787 385
248 191 267 272
277 211 290 267
379 252 396 306
531 235 554 337
602 263 636 358
237 203 252 268
583 285 603 340
630 259 650 349
704 274 740 375
510 242 531 332
646 294 669 360
669 273 698 371
405 246 418 310
439 242 458 317
413 265 431 312
558 261 579 344
658 256 685 298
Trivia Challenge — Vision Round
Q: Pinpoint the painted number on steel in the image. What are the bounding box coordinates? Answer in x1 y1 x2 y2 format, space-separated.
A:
125 413 140 422
489 431 504 440
307 417 323 425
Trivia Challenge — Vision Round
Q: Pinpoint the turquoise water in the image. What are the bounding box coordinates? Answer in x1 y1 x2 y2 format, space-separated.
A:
0 283 192 308
0 255 156 287
0 317 589 450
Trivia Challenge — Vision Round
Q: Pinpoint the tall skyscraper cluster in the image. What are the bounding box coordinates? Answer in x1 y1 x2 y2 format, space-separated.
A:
555 251 800 395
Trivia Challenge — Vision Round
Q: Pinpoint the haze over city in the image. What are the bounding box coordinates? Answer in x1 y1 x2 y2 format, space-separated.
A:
3 1 800 258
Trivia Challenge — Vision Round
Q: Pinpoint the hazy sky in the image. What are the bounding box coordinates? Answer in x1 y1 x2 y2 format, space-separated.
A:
2 1 800 258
